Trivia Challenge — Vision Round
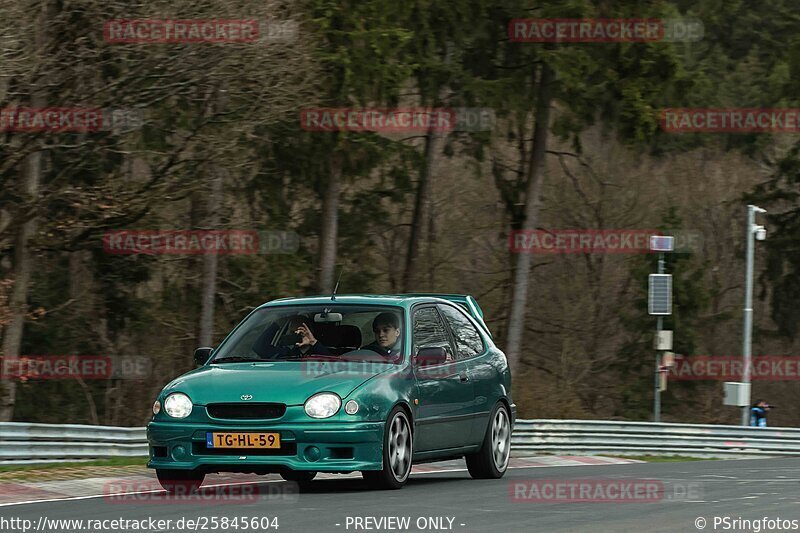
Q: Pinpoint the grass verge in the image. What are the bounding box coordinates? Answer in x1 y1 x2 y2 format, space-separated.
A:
0 457 148 481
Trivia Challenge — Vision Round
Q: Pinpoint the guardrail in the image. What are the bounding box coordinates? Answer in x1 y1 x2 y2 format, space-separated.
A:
512 419 800 458
3 419 800 464
0 422 147 464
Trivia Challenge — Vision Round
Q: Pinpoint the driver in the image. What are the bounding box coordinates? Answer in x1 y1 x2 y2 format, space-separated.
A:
361 312 402 358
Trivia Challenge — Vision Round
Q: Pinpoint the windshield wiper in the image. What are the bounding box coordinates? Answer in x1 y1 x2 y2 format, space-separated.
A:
211 356 257 364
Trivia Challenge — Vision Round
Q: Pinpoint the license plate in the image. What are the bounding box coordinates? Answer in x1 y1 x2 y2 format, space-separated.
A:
206 432 281 449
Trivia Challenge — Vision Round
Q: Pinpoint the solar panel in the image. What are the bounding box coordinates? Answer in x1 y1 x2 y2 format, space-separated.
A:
650 235 675 252
648 274 672 315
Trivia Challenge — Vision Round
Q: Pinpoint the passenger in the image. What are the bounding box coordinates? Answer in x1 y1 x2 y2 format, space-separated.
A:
362 312 402 358
293 320 331 355
252 315 330 358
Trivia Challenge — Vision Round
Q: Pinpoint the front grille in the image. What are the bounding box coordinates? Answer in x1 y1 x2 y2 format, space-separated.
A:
193 441 297 456
206 403 286 420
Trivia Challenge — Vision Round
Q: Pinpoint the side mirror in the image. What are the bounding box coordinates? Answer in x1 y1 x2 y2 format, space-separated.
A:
415 347 447 366
193 347 214 366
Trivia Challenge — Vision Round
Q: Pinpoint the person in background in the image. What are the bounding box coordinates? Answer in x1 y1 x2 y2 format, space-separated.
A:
750 399 771 427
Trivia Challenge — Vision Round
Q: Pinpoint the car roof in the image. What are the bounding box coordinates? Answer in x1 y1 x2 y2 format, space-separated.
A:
258 294 467 308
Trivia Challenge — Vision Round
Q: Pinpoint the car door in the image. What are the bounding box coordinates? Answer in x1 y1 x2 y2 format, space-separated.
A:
438 303 492 447
412 305 475 452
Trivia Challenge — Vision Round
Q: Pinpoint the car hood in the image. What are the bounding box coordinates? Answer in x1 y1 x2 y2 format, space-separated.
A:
162 361 394 405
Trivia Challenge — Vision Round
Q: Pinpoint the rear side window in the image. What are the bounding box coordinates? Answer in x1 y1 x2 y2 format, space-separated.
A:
438 304 485 360
412 307 454 360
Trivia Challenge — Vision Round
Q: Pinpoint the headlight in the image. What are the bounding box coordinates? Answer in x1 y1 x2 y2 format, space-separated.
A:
152 400 161 415
304 392 341 419
163 393 192 418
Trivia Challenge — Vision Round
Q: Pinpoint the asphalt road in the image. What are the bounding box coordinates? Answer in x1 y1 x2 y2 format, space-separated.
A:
4 458 800 533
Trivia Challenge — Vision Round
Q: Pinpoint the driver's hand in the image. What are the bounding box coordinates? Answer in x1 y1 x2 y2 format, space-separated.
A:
295 324 317 348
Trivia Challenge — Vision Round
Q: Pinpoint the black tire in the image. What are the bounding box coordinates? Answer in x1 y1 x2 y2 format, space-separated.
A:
280 470 317 485
362 406 413 490
156 468 205 494
466 402 511 479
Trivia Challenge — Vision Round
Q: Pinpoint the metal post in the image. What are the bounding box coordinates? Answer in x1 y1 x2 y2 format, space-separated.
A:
741 206 756 425
654 252 664 422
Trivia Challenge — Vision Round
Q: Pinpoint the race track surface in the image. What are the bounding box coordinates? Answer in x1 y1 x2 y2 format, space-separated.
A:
2 457 799 533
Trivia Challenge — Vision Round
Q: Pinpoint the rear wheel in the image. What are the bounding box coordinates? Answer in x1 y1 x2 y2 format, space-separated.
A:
466 402 511 479
156 468 205 494
362 406 413 490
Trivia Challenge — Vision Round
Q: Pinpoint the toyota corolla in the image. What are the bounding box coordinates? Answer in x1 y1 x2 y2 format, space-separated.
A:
147 294 515 490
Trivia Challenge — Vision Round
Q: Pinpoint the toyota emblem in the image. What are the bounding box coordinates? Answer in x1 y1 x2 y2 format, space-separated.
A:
240 394 253 401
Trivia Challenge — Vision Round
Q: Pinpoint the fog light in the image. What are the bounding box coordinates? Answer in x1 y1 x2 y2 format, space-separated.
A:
344 400 359 415
172 445 186 460
304 446 321 462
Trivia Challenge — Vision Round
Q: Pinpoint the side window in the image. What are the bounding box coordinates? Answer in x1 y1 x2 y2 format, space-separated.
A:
438 304 485 360
412 307 454 361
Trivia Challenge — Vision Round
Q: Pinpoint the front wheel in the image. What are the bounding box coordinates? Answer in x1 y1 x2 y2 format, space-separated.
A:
280 470 317 485
362 406 413 490
156 468 205 494
466 402 511 479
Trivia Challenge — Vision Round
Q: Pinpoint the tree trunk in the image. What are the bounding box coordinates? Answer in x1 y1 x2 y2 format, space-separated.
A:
198 169 222 347
427 191 437 289
504 64 554 375
402 128 441 292
0 150 41 421
318 156 342 293
0 0 52 422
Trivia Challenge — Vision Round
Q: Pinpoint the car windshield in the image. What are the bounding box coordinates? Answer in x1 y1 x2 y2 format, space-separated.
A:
209 305 405 365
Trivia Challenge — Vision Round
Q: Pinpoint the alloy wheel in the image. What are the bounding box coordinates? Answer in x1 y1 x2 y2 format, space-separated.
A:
387 413 412 482
491 407 511 471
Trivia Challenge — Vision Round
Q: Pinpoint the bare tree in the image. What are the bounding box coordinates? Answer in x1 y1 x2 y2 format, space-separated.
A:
318 155 342 293
402 127 442 292
0 0 52 421
198 169 223 347
505 64 554 375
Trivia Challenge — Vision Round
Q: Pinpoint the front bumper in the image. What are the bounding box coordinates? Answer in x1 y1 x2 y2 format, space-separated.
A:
147 420 384 473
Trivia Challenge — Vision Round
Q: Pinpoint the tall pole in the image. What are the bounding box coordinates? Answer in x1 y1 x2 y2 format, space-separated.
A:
741 205 757 425
654 252 664 422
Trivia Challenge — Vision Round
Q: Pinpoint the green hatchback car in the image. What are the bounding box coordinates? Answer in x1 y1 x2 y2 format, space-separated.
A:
147 294 515 490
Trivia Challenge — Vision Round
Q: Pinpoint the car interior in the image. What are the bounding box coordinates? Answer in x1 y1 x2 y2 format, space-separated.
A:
250 312 402 360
